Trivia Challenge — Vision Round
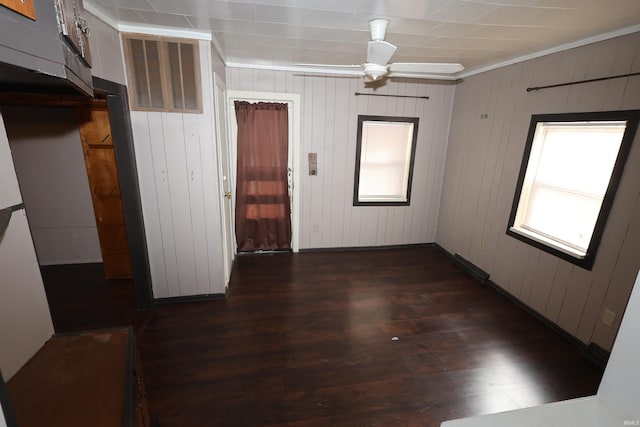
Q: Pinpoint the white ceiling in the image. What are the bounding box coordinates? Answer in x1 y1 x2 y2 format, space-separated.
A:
85 0 640 76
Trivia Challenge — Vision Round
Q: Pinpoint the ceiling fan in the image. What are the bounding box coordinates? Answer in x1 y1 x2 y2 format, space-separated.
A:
298 19 464 81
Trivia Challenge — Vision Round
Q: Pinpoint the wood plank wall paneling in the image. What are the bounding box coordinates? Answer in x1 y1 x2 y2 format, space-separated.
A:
437 32 640 351
226 69 456 250
130 40 225 298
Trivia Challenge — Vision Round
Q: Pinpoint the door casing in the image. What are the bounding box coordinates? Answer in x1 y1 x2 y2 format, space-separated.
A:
226 90 301 253
213 75 234 289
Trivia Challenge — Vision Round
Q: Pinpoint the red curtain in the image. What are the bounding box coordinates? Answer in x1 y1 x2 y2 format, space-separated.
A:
234 101 291 251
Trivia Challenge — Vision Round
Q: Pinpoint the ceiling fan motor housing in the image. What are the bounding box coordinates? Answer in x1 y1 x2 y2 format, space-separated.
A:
364 63 388 81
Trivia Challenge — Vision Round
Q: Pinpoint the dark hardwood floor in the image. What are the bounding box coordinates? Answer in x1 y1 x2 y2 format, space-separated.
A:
137 246 602 426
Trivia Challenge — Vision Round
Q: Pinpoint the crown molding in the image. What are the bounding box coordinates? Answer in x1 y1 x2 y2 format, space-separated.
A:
459 24 640 79
118 23 212 41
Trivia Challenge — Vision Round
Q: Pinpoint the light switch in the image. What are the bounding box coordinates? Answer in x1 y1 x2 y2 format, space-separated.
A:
308 152 318 176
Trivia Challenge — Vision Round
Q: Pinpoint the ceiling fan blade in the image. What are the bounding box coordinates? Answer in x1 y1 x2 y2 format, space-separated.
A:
367 40 397 65
386 72 458 81
297 63 362 68
389 62 464 74
294 64 364 77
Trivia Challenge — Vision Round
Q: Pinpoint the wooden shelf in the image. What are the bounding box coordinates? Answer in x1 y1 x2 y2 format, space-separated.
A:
7 327 149 426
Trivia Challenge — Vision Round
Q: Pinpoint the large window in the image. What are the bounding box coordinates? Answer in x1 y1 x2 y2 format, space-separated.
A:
353 115 418 206
507 110 639 269
122 34 201 113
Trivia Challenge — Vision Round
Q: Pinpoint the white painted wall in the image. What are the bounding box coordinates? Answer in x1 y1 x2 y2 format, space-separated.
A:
211 44 226 84
597 267 640 421
437 31 640 350
0 111 54 380
131 39 226 298
86 11 126 85
3 106 102 265
226 69 456 250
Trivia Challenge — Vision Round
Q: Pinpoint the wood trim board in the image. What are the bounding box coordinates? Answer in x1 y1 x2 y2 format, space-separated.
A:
0 0 36 20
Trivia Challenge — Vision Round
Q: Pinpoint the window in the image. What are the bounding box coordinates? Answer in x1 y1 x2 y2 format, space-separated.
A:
354 115 419 206
507 110 639 269
122 34 201 113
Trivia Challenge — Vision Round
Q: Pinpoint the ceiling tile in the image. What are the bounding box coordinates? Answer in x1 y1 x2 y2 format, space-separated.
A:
426 22 486 37
216 33 363 54
462 36 542 50
113 8 148 23
134 10 193 28
428 0 500 23
345 15 405 31
369 0 454 19
428 37 473 48
95 0 155 12
254 5 354 28
203 18 372 44
466 0 541 5
148 0 255 20
387 33 439 48
472 5 548 25
389 18 443 35
471 25 555 40
534 0 636 8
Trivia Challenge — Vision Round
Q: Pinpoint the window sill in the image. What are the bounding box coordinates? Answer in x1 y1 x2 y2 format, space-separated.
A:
508 226 586 259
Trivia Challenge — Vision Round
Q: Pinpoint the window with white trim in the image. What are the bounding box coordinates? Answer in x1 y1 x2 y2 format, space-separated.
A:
507 110 639 269
354 115 418 206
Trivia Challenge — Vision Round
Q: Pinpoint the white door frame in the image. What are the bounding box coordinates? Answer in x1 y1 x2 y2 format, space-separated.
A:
226 90 301 253
213 74 234 289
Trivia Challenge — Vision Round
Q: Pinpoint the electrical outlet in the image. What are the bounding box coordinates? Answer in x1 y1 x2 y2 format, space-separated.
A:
480 240 485 250
602 308 616 327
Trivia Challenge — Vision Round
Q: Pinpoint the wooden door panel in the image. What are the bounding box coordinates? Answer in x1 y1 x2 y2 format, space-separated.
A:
80 107 112 145
92 198 125 225
102 251 133 279
77 104 132 279
84 148 122 196
99 225 130 252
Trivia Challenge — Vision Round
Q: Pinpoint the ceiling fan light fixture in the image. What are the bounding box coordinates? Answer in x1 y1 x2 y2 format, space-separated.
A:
369 19 389 41
364 63 388 81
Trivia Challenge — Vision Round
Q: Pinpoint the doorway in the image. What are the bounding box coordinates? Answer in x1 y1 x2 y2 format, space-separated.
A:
214 75 234 288
2 98 132 277
226 91 301 253
77 100 133 279
0 77 153 330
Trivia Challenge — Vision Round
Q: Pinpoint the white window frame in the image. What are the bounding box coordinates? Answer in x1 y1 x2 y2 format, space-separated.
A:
353 115 419 206
507 110 639 270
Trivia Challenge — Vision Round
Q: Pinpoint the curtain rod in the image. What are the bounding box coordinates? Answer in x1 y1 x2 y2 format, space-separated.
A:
355 92 429 100
526 71 640 92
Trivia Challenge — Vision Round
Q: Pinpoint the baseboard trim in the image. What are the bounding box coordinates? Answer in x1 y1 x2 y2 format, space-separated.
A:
155 293 226 304
584 343 610 369
435 244 608 370
299 243 435 253
452 253 490 284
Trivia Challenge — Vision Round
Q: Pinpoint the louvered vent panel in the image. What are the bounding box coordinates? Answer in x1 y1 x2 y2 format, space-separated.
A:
123 35 201 113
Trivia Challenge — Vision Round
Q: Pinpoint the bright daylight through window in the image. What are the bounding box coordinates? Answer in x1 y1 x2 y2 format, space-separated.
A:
507 111 639 269
354 116 418 206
